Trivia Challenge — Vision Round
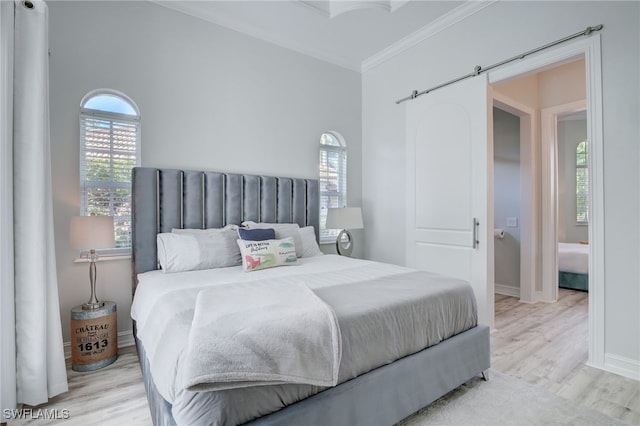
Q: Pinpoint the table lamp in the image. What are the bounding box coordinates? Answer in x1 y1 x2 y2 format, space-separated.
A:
326 207 363 257
70 215 115 310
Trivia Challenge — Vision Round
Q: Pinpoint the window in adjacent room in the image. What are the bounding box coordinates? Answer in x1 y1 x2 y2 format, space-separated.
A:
80 90 141 252
576 140 588 223
319 131 347 243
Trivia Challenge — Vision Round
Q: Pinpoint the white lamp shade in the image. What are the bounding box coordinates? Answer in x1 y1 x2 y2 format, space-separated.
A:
326 207 363 230
70 216 115 250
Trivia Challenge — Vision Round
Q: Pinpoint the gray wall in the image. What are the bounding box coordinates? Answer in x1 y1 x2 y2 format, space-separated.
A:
557 119 589 243
48 1 362 344
493 108 521 291
362 1 639 370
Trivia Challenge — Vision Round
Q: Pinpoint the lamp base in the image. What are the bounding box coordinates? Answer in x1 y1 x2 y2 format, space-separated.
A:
335 229 354 257
83 255 104 310
82 301 105 310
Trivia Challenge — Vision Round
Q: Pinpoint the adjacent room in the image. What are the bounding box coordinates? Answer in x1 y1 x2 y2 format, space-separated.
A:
491 58 594 400
1 1 639 425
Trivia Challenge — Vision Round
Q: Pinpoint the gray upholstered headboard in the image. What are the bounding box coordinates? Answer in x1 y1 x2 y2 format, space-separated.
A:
131 167 319 290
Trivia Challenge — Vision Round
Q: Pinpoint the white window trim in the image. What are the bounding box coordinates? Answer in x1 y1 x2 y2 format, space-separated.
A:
319 131 347 244
80 89 140 116
79 247 131 257
73 247 131 263
79 89 141 250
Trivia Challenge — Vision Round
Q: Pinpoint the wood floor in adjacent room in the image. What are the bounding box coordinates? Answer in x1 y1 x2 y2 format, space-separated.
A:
8 289 639 425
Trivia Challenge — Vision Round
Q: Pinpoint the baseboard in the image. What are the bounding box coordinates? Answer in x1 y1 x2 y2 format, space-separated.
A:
64 329 135 359
495 283 520 298
604 353 640 381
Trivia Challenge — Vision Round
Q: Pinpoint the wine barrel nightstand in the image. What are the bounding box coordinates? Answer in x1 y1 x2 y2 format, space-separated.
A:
71 301 117 372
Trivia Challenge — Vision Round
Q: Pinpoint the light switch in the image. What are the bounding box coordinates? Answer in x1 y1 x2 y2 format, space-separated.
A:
507 217 518 228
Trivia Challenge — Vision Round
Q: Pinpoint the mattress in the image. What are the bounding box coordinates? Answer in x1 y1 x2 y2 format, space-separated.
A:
131 255 478 425
558 242 589 274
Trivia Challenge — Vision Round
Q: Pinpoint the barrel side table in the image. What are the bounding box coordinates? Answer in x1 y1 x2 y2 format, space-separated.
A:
71 301 117 372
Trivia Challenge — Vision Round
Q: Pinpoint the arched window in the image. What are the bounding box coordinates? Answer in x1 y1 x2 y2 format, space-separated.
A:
319 131 347 243
576 140 588 223
80 90 141 250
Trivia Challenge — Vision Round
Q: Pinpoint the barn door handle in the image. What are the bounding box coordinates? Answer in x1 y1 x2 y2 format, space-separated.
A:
472 218 479 249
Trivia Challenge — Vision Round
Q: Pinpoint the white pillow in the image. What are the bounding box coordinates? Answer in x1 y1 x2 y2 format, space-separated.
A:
157 226 241 272
241 221 303 258
299 226 322 258
237 237 298 272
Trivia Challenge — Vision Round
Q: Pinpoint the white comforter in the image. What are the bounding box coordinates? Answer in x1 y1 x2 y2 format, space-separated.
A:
558 242 589 274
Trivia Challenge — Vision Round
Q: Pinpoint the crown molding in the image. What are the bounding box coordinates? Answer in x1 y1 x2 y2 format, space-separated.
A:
298 0 411 19
149 0 361 72
296 1 332 17
361 1 496 73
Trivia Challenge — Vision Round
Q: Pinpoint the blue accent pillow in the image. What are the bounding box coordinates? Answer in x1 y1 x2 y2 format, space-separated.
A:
238 228 276 241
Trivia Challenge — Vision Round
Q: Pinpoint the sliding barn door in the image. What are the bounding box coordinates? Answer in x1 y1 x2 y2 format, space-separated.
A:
406 75 493 327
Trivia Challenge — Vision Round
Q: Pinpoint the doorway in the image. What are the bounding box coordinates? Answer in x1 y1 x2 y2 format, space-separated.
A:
492 93 536 303
542 101 588 300
492 58 588 305
487 34 603 368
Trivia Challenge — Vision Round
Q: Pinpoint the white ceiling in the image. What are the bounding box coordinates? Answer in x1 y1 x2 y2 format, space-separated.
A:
151 1 494 72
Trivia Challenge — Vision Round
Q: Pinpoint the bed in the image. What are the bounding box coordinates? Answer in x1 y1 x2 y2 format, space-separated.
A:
131 167 490 426
558 242 589 291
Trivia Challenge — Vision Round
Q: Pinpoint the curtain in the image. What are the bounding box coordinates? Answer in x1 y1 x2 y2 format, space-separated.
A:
12 0 68 406
0 0 17 414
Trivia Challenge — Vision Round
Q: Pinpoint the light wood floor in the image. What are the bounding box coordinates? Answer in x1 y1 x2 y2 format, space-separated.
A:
7 347 151 426
8 289 639 425
493 289 639 424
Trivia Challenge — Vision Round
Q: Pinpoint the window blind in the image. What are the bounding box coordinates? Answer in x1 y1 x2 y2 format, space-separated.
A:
576 141 588 223
80 109 140 249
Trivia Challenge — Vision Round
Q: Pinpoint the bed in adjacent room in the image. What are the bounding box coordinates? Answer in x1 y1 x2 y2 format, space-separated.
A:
130 167 490 426
558 242 589 291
